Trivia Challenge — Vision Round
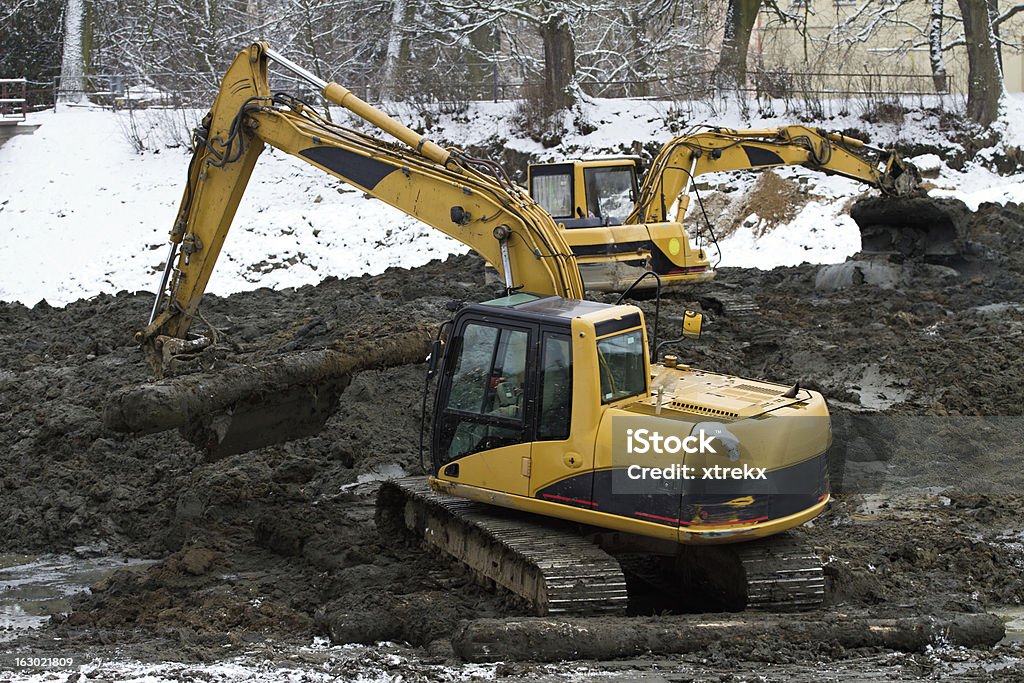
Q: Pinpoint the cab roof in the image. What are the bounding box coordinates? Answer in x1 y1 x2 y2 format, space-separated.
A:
472 294 642 336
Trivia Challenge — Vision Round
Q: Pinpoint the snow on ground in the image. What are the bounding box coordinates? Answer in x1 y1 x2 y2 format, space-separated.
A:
0 108 463 306
3 94 1024 306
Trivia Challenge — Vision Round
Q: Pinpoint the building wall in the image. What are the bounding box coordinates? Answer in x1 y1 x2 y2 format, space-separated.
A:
750 0 1023 96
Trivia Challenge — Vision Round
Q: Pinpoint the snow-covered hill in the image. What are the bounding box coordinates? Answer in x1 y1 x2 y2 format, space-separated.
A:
2 96 1023 306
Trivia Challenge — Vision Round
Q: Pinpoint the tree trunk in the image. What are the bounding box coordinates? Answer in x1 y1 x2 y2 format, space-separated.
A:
630 9 651 97
58 0 85 102
103 327 434 458
379 0 412 101
468 23 498 100
540 13 576 110
453 613 1006 663
987 0 1003 73
957 0 1003 126
929 0 948 93
716 0 761 89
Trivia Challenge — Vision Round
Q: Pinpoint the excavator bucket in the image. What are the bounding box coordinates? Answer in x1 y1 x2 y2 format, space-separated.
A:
852 196 972 264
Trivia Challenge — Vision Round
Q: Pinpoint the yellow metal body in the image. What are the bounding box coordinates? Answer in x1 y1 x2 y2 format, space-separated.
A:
628 126 918 225
528 128 917 290
430 301 831 545
527 158 713 290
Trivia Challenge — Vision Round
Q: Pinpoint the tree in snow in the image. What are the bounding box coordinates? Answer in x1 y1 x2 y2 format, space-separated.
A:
58 0 85 102
0 0 65 96
433 0 597 111
806 0 1024 112
715 0 802 89
958 0 1002 126
929 0 948 93
379 0 417 101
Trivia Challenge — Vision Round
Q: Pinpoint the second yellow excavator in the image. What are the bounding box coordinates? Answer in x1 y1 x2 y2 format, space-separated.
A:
528 126 922 289
134 43 835 616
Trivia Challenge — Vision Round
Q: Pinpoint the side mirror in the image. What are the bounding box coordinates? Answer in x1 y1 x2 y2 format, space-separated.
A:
426 339 444 376
683 310 703 338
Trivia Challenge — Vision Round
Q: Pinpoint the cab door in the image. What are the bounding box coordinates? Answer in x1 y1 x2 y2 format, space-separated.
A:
432 318 536 496
529 329 598 508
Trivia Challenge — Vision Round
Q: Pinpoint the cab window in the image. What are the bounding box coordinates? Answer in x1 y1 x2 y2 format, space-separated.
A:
584 167 636 224
537 332 572 440
597 329 646 404
531 170 573 218
439 323 530 462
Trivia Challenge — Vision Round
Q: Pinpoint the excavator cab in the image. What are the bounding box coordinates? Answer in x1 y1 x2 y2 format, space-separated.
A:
431 293 649 498
528 158 641 228
527 158 711 291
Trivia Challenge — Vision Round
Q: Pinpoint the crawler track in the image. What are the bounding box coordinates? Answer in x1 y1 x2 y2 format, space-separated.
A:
377 477 628 616
737 534 825 611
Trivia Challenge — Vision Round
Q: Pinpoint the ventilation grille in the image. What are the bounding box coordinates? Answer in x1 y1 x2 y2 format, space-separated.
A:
732 383 779 396
668 401 739 418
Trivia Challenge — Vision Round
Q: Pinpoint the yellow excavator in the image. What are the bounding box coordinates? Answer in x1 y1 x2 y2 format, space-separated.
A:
137 43 833 615
527 127 921 289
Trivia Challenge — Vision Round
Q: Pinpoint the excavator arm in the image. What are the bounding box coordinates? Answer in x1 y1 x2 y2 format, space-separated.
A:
137 43 583 371
627 125 921 225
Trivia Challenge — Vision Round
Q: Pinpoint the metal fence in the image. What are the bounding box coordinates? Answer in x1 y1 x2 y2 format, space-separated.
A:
0 79 28 123
31 68 956 112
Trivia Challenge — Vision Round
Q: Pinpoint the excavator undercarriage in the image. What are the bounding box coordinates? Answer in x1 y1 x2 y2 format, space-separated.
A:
378 477 825 616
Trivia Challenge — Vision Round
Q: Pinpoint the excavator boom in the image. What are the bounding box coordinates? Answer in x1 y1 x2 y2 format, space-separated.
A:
138 42 583 369
627 125 920 225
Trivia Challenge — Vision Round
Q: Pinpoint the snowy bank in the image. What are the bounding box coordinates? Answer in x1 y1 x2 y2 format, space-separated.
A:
3 95 1024 306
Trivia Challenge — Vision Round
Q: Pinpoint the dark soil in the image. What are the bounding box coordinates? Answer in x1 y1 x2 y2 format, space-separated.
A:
3 204 1024 678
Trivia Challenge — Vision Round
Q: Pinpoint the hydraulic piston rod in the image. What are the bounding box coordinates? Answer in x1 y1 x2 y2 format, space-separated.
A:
263 46 451 167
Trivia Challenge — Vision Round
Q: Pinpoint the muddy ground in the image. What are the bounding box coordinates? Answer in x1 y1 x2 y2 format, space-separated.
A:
2 203 1024 680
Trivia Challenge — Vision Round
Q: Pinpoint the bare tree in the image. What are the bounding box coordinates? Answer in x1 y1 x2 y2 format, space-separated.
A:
58 0 85 102
715 0 760 88
715 0 803 90
929 0 948 93
435 0 593 110
958 0 1002 126
380 0 416 100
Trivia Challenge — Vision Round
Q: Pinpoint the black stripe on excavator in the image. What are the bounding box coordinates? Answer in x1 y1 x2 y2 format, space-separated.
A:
579 259 647 269
594 313 642 337
571 240 650 257
299 147 396 190
535 451 828 528
741 145 785 167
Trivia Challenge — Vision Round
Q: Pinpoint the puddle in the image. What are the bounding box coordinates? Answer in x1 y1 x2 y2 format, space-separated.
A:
993 606 1024 644
339 463 407 492
854 365 909 410
0 552 153 641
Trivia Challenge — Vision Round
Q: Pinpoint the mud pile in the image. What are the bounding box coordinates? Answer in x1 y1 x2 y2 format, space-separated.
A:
2 204 1024 673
